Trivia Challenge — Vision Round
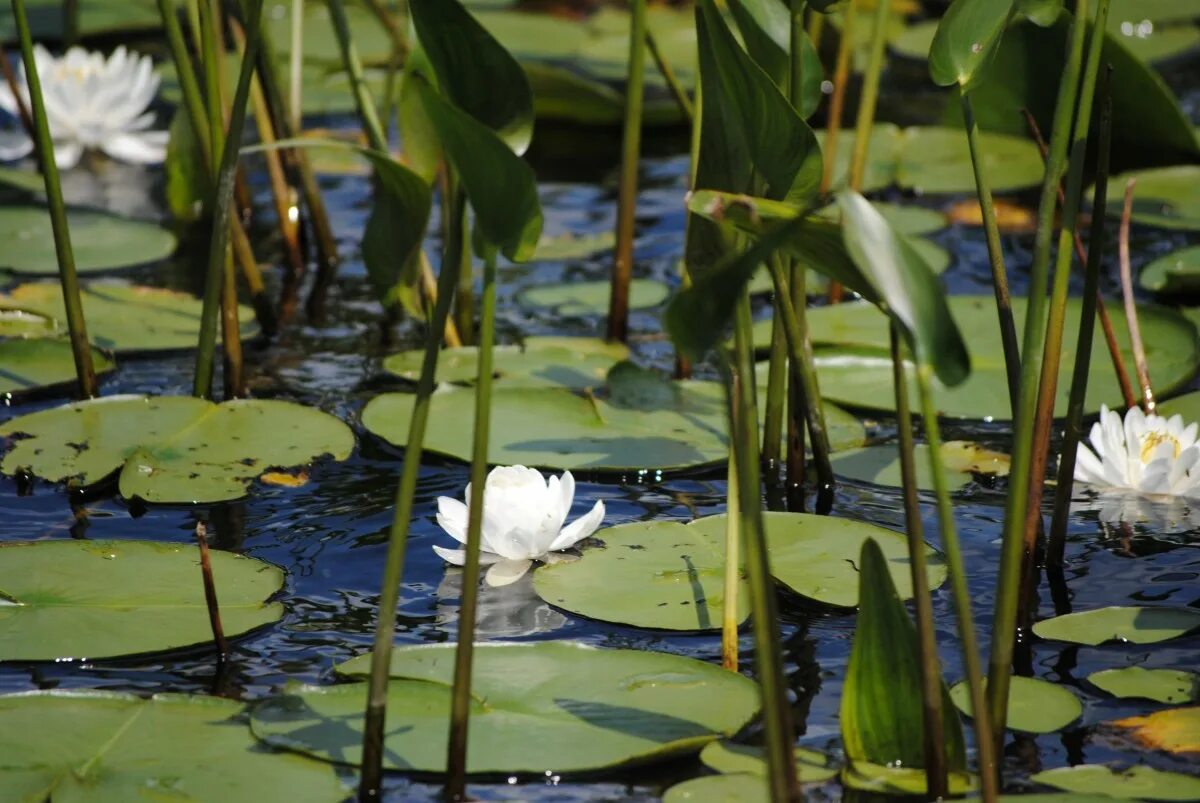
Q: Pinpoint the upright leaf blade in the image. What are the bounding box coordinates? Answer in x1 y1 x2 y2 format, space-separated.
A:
726 0 822 118
928 0 1016 89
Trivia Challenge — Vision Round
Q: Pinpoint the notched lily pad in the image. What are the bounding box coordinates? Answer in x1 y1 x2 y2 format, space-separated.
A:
0 395 354 503
518 278 670 316
1032 765 1200 801
381 336 629 389
0 205 177 275
1032 606 1200 646
0 539 283 661
1088 667 1200 704
950 675 1082 734
0 337 114 398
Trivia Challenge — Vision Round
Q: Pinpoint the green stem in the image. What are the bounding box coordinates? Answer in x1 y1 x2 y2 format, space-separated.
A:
327 0 387 152
820 0 855 193
193 0 264 399
645 26 692 122
730 291 799 802
722 445 741 672
289 0 303 132
891 324 947 799
10 0 97 398
915 364 999 803
200 0 226 160
62 0 79 46
159 0 213 168
1048 69 1113 568
220 245 244 398
445 244 496 801
988 0 1089 758
359 221 464 803
607 0 646 344
962 91 1021 415
785 0 808 511
762 260 788 484
847 0 888 191
449 184 473 346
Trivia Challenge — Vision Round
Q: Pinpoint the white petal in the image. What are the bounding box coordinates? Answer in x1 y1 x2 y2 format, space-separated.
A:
547 499 605 552
100 131 166 164
51 140 82 169
485 558 533 587
432 546 502 567
1074 444 1109 485
436 496 469 544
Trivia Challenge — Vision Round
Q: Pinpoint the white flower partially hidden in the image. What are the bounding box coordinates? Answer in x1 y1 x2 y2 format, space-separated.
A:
0 45 167 169
1075 404 1200 497
432 465 605 587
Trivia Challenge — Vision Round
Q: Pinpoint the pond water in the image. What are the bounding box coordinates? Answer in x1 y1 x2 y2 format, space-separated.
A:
1 36 1199 803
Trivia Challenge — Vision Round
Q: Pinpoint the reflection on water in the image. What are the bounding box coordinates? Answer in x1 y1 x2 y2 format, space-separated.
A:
1073 487 1200 535
436 569 569 640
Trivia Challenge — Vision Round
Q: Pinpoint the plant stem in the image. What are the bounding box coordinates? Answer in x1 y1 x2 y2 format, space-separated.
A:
722 442 741 672
607 0 646 344
10 0 96 398
762 265 788 484
785 0 809 512
1048 71 1113 568
846 0 887 192
445 245 495 802
220 246 244 398
820 0 855 194
289 0 303 132
890 323 947 800
915 364 998 803
645 26 693 121
962 91 1021 415
62 0 79 46
988 0 1088 758
449 183 474 346
730 291 799 803
194 521 230 661
358 214 463 803
1118 178 1153 413
327 0 386 151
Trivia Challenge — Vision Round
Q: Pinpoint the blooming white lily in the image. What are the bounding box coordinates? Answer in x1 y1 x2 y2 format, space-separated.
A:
432 465 605 587
1075 404 1200 497
0 45 167 169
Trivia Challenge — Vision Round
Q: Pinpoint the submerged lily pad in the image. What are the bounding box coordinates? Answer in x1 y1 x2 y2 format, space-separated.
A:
0 540 283 661
1140 246 1200 295
830 441 1009 492
0 206 176 275
1108 707 1200 755
0 691 346 802
1033 606 1200 646
531 231 616 261
699 741 838 783
531 513 946 630
0 281 259 352
663 774 768 803
1032 765 1200 801
252 641 759 774
0 395 354 503
518 279 670 316
1100 166 1200 230
0 337 114 397
842 761 978 796
1088 667 1200 704
382 337 629 389
950 676 1082 734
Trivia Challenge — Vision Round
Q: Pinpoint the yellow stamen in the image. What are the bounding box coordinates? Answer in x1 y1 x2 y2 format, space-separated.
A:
1140 431 1181 463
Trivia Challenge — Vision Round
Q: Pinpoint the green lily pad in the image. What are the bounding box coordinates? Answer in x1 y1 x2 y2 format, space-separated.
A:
699 741 838 783
1101 166 1200 230
1032 765 1200 801
830 441 1009 492
0 308 53 336
841 761 978 796
950 675 1082 734
0 281 259 353
0 540 283 661
1032 606 1200 646
664 774 768 803
252 642 759 774
0 206 176 275
1157 390 1200 421
531 513 946 630
1088 667 1200 704
518 279 670 316
0 395 354 503
0 690 346 802
531 230 616 261
0 338 114 398
1140 246 1200 294
382 337 629 389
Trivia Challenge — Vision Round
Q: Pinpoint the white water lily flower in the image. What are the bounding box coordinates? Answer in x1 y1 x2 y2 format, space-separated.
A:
1075 404 1200 497
432 465 605 587
0 45 167 169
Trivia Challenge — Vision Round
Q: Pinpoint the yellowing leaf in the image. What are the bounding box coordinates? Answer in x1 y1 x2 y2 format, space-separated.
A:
1110 706 1200 755
260 471 310 488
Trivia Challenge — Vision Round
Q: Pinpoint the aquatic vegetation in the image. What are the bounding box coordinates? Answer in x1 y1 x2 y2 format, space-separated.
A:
1075 404 1200 496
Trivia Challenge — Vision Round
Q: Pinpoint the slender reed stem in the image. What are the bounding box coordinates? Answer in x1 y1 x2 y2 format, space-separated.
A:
820 0 855 194
327 0 386 151
194 521 230 661
846 0 887 191
289 0 303 132
10 0 96 398
361 0 408 128
645 26 693 121
445 245 496 802
915 364 998 803
1049 72 1113 568
607 0 646 344
359 227 464 803
449 184 474 346
890 324 947 799
762 266 788 484
62 0 79 46
1118 179 1153 412
722 444 741 672
220 246 244 398
675 76 702 381
785 0 809 512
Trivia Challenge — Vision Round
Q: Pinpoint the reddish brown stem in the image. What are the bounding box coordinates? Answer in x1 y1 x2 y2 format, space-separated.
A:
1118 178 1154 413
0 48 35 148
195 522 230 661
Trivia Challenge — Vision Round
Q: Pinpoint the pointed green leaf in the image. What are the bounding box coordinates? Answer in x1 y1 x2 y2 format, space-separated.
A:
727 0 823 118
929 0 1016 89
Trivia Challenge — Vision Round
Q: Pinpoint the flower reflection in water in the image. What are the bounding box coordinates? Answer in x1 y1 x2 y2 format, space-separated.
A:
436 569 569 639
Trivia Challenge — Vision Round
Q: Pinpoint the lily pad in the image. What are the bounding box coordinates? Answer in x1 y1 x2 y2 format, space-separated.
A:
0 206 176 275
0 540 283 661
1032 765 1200 801
950 675 1082 734
1033 606 1200 646
1157 390 1200 421
1140 246 1200 295
518 279 670 316
1100 166 1200 230
830 441 1009 492
0 337 114 397
663 774 768 803
0 281 259 352
841 761 978 796
0 690 346 802
381 337 630 389
531 513 946 630
1108 707 1200 755
0 308 53 336
699 741 839 783
531 230 616 261
0 395 354 503
1088 667 1200 704
252 642 759 774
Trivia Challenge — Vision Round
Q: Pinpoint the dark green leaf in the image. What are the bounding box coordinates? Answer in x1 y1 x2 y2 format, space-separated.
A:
1018 0 1064 25
726 0 822 118
929 0 1016 88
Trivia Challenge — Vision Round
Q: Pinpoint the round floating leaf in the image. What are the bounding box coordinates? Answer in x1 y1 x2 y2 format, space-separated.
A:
1033 606 1200 646
1089 667 1200 704
699 741 838 783
253 642 760 773
831 441 1009 492
664 774 768 802
518 279 670 316
531 230 616 261
842 761 978 796
382 337 630 389
0 395 354 503
0 281 258 353
0 691 346 802
1140 246 1200 295
0 337 114 398
0 308 53 336
1032 765 1200 801
1100 166 1200 230
0 206 176 275
1108 707 1200 755
1158 390 1200 422
950 675 1081 734
0 540 283 661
